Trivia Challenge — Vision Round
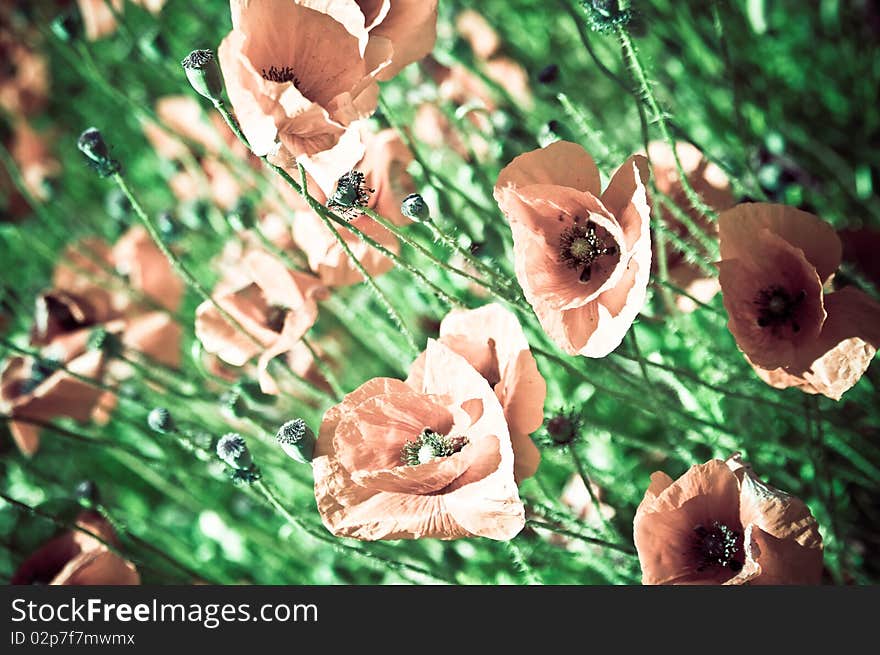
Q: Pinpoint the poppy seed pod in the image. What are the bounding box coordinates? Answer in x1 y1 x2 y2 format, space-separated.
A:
77 127 120 176
181 49 225 103
147 407 175 434
401 193 431 222
276 419 316 464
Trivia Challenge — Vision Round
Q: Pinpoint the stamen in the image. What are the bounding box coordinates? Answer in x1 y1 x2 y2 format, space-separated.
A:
261 65 300 86
401 428 469 466
754 286 806 332
692 521 743 573
328 170 374 219
558 219 618 284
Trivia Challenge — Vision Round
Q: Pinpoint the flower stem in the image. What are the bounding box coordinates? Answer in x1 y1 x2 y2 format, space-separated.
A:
504 539 542 585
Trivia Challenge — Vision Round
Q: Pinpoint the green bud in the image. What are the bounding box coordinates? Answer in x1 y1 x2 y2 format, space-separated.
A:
77 127 121 177
147 407 175 434
275 419 316 464
87 327 122 359
401 193 431 222
216 432 253 469
181 49 225 102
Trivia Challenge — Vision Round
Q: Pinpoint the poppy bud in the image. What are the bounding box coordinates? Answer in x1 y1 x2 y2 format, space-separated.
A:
77 127 121 177
75 480 100 506
401 193 431 222
181 49 225 103
216 432 254 469
227 198 255 231
546 414 578 446
147 407 175 434
50 9 82 43
275 419 316 464
220 386 247 419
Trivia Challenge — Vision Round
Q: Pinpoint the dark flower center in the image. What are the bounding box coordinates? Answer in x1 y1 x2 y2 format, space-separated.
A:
692 522 743 573
328 170 374 219
558 219 618 284
754 285 806 333
261 65 300 87
401 428 469 466
265 305 288 333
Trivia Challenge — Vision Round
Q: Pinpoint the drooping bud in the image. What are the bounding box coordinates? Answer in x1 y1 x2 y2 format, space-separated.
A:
147 407 175 434
275 419 316 464
181 49 225 102
216 432 254 469
77 127 121 177
401 193 431 222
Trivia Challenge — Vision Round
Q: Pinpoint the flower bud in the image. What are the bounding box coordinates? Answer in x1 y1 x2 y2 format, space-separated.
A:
77 127 121 177
401 193 431 222
216 432 254 469
181 49 225 102
227 198 255 231
580 0 633 34
546 414 578 446
75 480 100 506
87 327 122 359
275 419 316 464
147 407 175 434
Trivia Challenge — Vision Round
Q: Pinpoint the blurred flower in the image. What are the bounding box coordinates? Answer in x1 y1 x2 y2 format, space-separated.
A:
456 9 501 60
406 303 546 482
717 203 880 400
11 510 139 585
76 0 167 41
195 250 328 394
413 102 488 161
0 29 49 116
1 347 108 456
292 128 414 287
217 0 391 186
495 141 651 357
9 120 60 201
313 340 525 540
561 474 616 526
634 454 823 585
647 141 733 313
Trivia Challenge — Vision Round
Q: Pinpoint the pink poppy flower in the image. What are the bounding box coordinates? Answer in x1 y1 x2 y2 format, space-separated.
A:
495 141 651 357
406 304 546 482
12 511 139 585
292 128 413 287
77 0 167 41
313 340 526 540
717 203 880 399
195 250 328 394
634 454 823 585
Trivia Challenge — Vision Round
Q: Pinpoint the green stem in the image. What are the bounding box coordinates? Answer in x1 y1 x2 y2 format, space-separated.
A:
504 539 542 585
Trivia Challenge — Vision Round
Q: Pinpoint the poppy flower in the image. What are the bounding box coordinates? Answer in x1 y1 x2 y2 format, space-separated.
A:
11 511 139 585
0 32 48 117
634 454 823 585
647 141 734 312
326 0 439 81
195 249 328 394
456 9 501 60
495 141 651 357
217 0 391 187
717 203 880 399
9 121 59 202
405 303 546 482
76 0 166 41
292 128 413 287
313 339 526 540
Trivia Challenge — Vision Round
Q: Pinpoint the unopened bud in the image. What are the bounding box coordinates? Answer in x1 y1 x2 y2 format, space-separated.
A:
276 419 316 464
581 0 633 34
77 127 120 177
401 193 431 222
181 49 225 102
547 414 578 446
147 407 175 434
87 327 122 358
75 480 100 506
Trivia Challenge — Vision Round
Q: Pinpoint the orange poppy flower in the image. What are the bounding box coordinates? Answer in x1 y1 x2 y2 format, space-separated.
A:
456 9 501 60
77 0 166 41
217 0 390 180
9 121 59 202
406 303 546 482
313 339 526 540
495 141 651 357
195 250 328 394
11 511 139 585
717 203 880 399
647 141 734 312
634 454 823 585
292 128 413 287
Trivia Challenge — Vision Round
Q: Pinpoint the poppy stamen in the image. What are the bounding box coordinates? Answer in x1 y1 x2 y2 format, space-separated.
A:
328 170 374 219
401 428 469 466
692 522 743 573
559 220 618 284
265 305 288 333
261 65 300 87
754 286 806 332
